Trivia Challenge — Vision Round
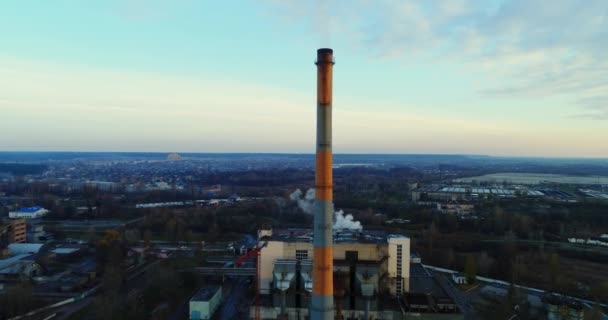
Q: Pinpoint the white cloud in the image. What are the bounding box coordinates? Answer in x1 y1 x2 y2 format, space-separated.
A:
262 0 608 119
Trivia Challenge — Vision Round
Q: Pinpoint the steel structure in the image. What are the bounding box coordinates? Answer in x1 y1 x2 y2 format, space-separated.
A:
235 243 267 320
311 48 335 320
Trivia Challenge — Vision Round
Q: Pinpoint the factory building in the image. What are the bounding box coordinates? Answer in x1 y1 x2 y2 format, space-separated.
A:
436 203 475 215
189 286 222 320
9 206 49 219
11 219 26 243
256 228 410 319
411 185 546 202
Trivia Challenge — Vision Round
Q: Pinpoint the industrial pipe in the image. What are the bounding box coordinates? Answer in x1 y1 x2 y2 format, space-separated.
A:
311 48 335 320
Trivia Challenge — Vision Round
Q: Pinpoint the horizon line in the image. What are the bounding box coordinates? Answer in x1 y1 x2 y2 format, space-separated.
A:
1 150 608 161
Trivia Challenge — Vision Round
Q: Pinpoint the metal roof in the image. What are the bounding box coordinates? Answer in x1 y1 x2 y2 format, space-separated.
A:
8 243 44 255
269 228 403 244
15 206 45 213
191 286 221 301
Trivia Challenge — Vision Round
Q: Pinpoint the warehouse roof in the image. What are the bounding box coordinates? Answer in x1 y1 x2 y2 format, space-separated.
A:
268 229 405 244
8 243 45 255
191 286 221 302
0 254 36 274
14 206 45 213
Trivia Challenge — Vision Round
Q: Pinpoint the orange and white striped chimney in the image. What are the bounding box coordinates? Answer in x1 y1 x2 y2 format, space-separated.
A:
311 48 334 320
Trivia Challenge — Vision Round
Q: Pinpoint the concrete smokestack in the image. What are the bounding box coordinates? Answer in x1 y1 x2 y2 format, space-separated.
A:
311 48 334 320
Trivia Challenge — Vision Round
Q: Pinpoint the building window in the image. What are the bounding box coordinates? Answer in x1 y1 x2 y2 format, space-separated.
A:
345 251 358 262
396 244 403 296
296 250 308 260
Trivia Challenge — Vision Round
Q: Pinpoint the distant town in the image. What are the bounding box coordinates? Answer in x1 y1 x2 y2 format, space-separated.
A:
1 152 607 320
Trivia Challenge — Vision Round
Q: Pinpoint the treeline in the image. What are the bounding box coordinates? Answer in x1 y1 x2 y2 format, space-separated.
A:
0 163 47 175
135 199 312 242
409 200 608 302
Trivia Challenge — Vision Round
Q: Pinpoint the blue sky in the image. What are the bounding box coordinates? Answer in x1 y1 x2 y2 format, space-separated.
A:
1 0 607 157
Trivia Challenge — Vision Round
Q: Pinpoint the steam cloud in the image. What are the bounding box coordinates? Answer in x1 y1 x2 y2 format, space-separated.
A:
289 188 315 215
333 210 362 231
289 188 363 230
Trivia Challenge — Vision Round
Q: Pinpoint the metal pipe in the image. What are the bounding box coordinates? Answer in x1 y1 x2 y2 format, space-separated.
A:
281 290 287 317
311 48 335 320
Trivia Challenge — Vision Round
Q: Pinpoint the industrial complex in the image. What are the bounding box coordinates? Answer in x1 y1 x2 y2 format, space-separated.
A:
248 48 461 320
256 228 415 319
1 47 606 320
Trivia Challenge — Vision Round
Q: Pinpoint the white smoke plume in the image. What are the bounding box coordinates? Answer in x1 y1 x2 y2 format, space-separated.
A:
333 210 362 231
289 188 363 230
289 188 315 215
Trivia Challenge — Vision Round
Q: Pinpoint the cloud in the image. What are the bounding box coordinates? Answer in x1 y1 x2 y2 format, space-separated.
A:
262 0 608 117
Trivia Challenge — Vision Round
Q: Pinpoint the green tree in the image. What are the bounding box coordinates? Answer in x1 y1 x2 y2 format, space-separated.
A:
125 228 141 243
0 284 39 319
143 229 152 248
465 254 477 284
165 217 177 242
588 303 604 320
428 222 438 255
477 251 494 276
549 253 560 292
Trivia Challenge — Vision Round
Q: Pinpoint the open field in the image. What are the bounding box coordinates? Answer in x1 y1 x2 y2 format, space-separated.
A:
455 173 608 185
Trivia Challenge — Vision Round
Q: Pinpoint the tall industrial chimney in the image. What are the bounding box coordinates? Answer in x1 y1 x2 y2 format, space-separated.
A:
311 48 334 320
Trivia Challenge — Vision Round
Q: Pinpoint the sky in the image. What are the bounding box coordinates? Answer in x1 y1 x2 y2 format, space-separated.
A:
1 0 607 157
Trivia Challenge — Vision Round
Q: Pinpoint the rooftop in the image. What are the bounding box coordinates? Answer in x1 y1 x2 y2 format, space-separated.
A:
267 228 405 244
8 243 45 255
191 286 221 302
14 206 45 213
409 264 451 300
51 247 80 255
0 254 36 273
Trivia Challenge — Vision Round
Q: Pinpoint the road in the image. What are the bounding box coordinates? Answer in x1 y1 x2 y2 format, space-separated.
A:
168 234 257 320
30 259 161 320
216 277 252 320
55 297 94 320
216 234 257 319
433 272 478 320
19 234 259 320
426 264 608 319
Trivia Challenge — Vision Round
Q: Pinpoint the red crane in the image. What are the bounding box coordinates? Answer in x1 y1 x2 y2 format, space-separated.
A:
233 242 266 320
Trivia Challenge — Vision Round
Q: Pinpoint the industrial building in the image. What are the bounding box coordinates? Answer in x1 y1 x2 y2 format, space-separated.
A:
9 206 49 219
246 48 459 319
411 185 546 202
406 263 460 317
253 228 464 319
436 203 475 215
189 286 222 320
0 243 45 280
256 228 411 319
0 218 26 245
1 219 27 258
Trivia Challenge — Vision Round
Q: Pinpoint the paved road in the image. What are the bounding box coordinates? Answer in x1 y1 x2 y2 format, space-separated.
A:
216 277 251 320
55 297 94 320
433 272 478 320
169 234 257 320
216 234 257 320
39 259 160 320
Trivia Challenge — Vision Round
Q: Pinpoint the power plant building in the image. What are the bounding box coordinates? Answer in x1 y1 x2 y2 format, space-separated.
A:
253 47 461 319
257 228 411 319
